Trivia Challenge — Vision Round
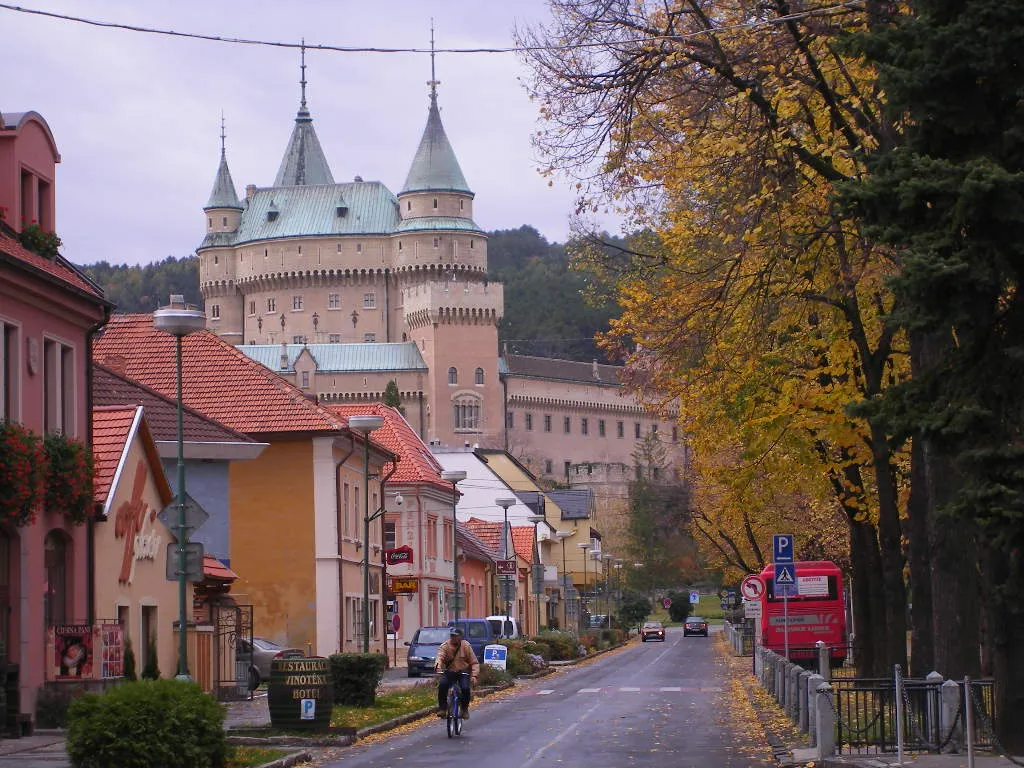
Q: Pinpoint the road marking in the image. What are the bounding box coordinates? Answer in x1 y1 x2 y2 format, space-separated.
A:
660 686 682 692
537 689 554 695
579 687 601 693
619 686 642 692
520 694 606 768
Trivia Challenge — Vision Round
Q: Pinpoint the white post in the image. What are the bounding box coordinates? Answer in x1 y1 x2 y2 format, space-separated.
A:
798 670 812 732
815 681 835 759
787 664 800 720
965 676 975 768
895 665 905 766
941 679 962 753
925 671 943 747
817 639 830 682
807 673 824 746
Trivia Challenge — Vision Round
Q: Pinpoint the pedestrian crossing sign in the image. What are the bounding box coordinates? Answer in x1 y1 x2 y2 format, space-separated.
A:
774 564 798 597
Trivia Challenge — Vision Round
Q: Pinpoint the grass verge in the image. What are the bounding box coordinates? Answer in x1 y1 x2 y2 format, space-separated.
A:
330 687 436 729
226 745 292 767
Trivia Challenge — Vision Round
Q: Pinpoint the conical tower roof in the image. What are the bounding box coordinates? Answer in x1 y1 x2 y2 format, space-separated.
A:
274 49 334 188
204 148 242 210
401 93 471 195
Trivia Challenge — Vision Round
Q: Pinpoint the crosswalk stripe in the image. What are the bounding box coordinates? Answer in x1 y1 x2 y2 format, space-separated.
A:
619 687 642 692
538 690 554 695
579 687 601 693
660 687 682 692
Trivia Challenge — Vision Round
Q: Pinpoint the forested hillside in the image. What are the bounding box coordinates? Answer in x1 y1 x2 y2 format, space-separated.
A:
79 226 620 363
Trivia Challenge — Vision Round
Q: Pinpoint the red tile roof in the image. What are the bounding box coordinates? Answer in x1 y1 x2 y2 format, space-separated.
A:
93 364 256 445
328 403 450 493
203 554 238 581
92 406 137 505
465 518 503 555
0 228 104 299
93 315 347 435
457 523 499 563
511 526 536 564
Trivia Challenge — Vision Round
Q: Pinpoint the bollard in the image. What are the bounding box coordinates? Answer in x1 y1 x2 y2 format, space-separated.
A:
807 674 824 746
816 640 830 682
798 670 812 733
925 671 943 747
940 679 963 753
787 664 800 721
775 657 786 704
815 681 835 760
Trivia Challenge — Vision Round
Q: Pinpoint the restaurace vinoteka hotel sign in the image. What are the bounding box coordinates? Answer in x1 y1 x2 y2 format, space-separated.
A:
114 461 163 584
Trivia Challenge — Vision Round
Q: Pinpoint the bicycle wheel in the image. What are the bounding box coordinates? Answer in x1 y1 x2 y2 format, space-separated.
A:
446 690 460 738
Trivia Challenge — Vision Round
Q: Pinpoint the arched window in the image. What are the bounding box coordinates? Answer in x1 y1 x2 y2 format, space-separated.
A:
448 367 458 385
475 367 484 385
44 531 68 627
453 396 481 430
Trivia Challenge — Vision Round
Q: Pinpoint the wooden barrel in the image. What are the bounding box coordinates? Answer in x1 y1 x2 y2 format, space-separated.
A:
267 656 333 731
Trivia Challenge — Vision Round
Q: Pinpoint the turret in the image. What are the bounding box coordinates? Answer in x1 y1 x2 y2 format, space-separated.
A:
203 121 242 235
273 46 334 187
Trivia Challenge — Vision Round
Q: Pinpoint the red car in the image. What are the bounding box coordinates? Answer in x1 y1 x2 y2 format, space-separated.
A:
641 621 666 642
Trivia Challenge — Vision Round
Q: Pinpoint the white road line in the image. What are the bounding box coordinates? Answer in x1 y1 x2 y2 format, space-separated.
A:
619 686 642 692
520 695 606 768
579 687 601 693
660 686 682 692
537 689 554 695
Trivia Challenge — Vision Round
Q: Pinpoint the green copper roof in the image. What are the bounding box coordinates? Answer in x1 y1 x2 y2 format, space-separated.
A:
274 105 335 187
394 216 483 233
205 150 242 210
401 96 471 194
239 342 428 373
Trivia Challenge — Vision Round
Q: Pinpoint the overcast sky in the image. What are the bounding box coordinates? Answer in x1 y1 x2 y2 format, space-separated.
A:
3 1 618 268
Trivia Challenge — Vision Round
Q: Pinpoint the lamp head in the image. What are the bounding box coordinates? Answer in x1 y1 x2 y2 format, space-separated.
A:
393 493 404 507
527 515 545 524
578 542 591 551
495 497 517 510
555 530 572 540
348 415 383 433
153 296 206 337
441 470 467 483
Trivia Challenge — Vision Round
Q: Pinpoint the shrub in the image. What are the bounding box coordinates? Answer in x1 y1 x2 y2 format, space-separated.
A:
538 630 578 660
505 648 534 676
522 641 551 661
123 637 137 682
140 634 160 680
328 653 386 706
66 679 226 768
477 664 512 687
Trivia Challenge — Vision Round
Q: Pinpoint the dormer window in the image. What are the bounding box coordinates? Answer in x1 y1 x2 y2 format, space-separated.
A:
267 210 279 222
337 205 348 217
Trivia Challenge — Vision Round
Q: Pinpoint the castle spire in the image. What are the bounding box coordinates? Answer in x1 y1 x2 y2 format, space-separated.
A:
274 41 334 187
205 114 242 210
401 27 471 195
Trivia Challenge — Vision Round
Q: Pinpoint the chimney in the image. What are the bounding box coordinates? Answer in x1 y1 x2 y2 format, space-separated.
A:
246 184 257 201
280 340 289 371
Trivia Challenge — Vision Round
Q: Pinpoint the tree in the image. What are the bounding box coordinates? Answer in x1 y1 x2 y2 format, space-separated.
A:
383 380 404 416
618 593 652 628
141 633 160 680
123 636 137 682
844 0 1024 743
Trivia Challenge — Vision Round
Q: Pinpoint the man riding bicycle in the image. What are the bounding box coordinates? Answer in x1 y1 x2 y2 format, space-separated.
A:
435 628 479 719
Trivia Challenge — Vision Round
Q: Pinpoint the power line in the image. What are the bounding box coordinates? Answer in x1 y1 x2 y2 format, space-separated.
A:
0 2 866 57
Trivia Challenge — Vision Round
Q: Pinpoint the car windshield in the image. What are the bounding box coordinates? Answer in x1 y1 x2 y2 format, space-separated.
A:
643 622 662 628
416 628 450 644
687 617 705 623
252 638 282 651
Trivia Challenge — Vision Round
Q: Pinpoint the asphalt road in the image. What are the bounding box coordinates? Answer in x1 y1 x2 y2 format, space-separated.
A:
316 627 776 768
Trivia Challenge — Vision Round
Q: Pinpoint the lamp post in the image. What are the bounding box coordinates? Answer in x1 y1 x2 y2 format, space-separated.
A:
614 560 623 618
603 553 615 621
496 497 516 621
555 531 572 629
578 542 591 631
153 296 206 680
441 470 467 622
348 414 384 653
528 514 545 634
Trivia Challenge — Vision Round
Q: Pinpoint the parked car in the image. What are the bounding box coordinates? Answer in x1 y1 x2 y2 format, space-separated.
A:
236 637 304 689
486 615 523 639
405 626 452 677
641 621 666 642
683 616 709 637
447 618 499 659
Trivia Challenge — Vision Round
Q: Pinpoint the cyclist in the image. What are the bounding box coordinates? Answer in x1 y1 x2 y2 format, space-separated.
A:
435 628 479 719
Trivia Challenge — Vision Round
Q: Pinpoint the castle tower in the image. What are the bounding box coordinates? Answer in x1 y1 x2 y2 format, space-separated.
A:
398 40 502 447
274 45 334 187
201 118 244 344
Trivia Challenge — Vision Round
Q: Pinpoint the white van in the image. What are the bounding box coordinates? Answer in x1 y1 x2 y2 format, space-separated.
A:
486 615 523 639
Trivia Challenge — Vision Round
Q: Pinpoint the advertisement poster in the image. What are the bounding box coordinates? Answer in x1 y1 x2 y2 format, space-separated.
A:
54 625 93 679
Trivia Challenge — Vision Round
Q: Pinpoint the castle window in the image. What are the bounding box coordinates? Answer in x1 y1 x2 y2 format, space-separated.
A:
475 367 484 385
363 293 376 309
298 245 302 255
398 241 403 251
672 426 678 443
453 395 481 431
433 198 438 209
356 243 363 253
248 301 255 316
328 293 340 309
544 415 552 433
211 304 221 320
651 424 658 435
292 295 303 311
564 461 571 479
617 421 624 438
214 255 219 265
301 371 309 389
581 418 589 436
293 335 305 344
433 237 439 248
329 334 341 343
470 239 475 249
222 216 227 226
506 412 514 429
525 413 533 431
407 201 412 211
448 367 458 385
563 416 571 434
635 422 641 439
363 333 376 343
460 200 464 210
267 298 276 313
208 218 212 228
599 419 606 437
545 460 553 474
337 243 343 252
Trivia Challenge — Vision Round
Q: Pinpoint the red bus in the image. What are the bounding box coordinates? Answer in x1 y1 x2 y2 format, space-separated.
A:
758 560 848 665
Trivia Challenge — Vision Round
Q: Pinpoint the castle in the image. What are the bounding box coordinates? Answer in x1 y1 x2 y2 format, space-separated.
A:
195 56 684 550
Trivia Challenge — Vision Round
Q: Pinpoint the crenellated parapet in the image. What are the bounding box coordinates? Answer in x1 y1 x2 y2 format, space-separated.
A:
402 280 503 330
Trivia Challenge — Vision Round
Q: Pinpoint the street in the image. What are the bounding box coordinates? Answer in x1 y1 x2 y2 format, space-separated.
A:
315 627 775 767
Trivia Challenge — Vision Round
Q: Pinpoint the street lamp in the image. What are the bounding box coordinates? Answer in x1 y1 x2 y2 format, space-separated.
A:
441 470 467 622
153 295 206 680
555 531 572 628
349 414 384 653
578 542 591 630
603 553 614 621
591 550 603 626
528 514 545 634
496 497 516 621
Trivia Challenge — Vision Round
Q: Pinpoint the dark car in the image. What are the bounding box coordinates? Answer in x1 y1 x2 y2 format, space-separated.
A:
641 621 666 642
405 626 451 677
683 616 709 637
236 637 304 689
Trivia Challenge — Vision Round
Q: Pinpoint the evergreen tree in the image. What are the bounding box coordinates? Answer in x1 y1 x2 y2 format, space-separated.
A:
141 633 161 680
383 380 404 416
122 636 137 681
845 0 1024 744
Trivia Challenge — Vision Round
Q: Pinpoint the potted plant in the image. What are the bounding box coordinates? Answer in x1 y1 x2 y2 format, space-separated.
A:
44 432 95 525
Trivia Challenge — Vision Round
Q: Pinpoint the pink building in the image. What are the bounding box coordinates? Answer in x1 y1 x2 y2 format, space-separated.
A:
0 110 109 730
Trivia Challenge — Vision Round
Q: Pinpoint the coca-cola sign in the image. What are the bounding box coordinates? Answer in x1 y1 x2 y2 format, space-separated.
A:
385 545 414 566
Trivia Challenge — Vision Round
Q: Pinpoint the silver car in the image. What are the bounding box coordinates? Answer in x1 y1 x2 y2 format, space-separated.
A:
237 637 304 689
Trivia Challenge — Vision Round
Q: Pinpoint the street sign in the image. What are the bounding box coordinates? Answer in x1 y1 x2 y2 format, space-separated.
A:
385 546 414 566
496 559 517 576
743 599 762 618
774 563 798 597
165 542 204 582
390 577 419 594
689 591 700 605
741 575 765 600
391 614 401 632
499 576 516 602
661 597 672 609
483 644 508 671
772 534 794 564
157 494 209 538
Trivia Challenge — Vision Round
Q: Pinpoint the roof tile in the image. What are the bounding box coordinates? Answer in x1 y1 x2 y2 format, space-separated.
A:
92 406 137 504
511 526 535 564
0 229 104 298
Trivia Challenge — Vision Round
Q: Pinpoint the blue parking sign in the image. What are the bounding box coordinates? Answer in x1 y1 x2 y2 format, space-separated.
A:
773 534 794 564
300 699 316 720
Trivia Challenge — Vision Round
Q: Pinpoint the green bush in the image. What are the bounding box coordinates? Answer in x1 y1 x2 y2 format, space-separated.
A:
66 679 226 768
140 633 160 680
522 641 552 661
505 648 534 676
538 630 578 660
327 653 386 707
123 637 137 682
477 664 512 687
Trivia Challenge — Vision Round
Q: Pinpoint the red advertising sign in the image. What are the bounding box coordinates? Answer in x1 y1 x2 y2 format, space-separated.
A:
385 545 414 566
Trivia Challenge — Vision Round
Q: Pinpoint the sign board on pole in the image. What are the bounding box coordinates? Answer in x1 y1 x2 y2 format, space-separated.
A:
391 614 401 633
772 534 794 564
774 563 798 597
165 542 204 582
743 599 762 619
741 575 765 601
496 559 517 576
483 644 508 671
385 546 414 566
689 591 700 605
157 494 209 538
661 597 672 609
389 577 419 594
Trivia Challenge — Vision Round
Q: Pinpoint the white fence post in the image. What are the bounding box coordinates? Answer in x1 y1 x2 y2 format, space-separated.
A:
807 673 824 746
940 678 962 753
925 671 943 747
816 639 830 682
815 681 835 760
787 664 800 721
798 670 812 733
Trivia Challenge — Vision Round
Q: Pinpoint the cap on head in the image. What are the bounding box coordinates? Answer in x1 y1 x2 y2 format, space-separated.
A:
449 628 463 638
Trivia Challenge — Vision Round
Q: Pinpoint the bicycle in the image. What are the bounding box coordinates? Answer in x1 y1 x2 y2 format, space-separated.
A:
441 671 469 738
